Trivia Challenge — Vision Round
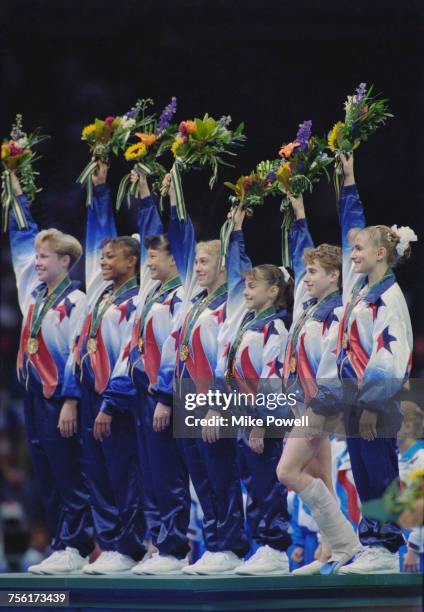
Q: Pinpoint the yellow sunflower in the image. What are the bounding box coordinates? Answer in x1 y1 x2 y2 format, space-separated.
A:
328 122 345 152
1 143 11 159
171 137 184 158
124 142 147 161
82 124 96 140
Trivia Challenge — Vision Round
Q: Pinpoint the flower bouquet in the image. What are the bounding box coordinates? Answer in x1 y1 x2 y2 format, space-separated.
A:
116 97 177 211
1 114 49 231
275 120 332 265
163 114 246 220
362 468 424 526
77 99 154 206
219 160 281 264
328 83 393 199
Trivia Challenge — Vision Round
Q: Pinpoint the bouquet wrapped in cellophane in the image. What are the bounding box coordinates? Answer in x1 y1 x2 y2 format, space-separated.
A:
275 120 332 265
219 160 281 264
116 97 178 210
163 114 246 220
328 83 393 199
1 114 49 231
362 468 424 525
77 99 154 206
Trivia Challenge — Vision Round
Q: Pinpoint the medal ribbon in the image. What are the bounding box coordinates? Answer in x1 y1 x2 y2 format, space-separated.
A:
89 276 138 339
179 282 227 353
289 290 340 364
29 275 72 340
226 305 276 375
139 275 181 337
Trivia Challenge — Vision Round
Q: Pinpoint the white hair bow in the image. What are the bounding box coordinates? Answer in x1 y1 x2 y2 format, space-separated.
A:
390 225 418 257
279 266 291 283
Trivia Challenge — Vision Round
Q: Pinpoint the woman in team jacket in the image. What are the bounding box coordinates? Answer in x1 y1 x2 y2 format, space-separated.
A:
75 162 147 574
108 171 191 575
214 206 293 575
335 154 415 574
165 176 249 575
8 172 94 574
276 192 361 576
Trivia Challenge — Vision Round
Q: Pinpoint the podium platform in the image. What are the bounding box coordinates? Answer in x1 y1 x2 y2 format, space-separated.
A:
0 572 422 611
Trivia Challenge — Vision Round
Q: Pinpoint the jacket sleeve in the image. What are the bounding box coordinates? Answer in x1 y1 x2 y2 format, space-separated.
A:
61 292 88 400
289 218 315 324
338 184 366 303
100 297 138 414
309 308 344 416
136 194 164 286
8 194 40 314
85 184 117 303
151 288 184 407
168 205 197 293
358 303 413 411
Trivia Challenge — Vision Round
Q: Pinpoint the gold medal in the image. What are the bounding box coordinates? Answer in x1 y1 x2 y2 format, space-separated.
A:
138 337 144 353
179 344 189 362
87 338 97 354
290 356 297 373
343 335 349 350
225 368 232 385
27 338 39 355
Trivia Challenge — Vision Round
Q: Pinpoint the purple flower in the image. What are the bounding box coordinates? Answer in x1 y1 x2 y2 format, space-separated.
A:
218 115 232 128
355 82 367 102
157 97 177 133
266 159 284 182
296 120 312 151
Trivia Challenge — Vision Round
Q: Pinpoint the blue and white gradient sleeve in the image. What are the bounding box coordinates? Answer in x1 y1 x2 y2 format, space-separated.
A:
8 194 40 314
85 183 117 303
61 292 89 400
338 184 366 303
289 218 314 324
168 205 197 295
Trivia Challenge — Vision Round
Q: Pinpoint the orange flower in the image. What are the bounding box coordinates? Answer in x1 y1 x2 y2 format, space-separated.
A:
135 133 158 146
278 140 300 159
185 120 197 134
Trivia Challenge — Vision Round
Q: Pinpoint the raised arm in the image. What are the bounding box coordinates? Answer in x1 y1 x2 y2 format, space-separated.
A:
337 154 366 302
226 206 251 321
85 162 117 301
8 173 40 314
165 175 197 293
288 193 314 322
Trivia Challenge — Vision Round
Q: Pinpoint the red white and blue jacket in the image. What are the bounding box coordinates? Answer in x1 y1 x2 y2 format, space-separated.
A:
9 194 86 401
215 230 290 405
109 195 184 408
168 207 227 395
336 184 413 413
282 218 343 412
75 184 139 412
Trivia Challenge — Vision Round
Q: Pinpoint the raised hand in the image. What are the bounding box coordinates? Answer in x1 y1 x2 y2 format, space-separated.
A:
232 204 246 231
339 153 355 186
92 160 108 186
130 168 150 199
162 173 176 205
287 192 305 220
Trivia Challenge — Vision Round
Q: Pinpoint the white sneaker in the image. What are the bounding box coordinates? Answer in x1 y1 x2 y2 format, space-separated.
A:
131 552 154 575
235 546 290 576
292 560 325 576
28 548 87 575
182 551 214 575
194 551 242 575
338 546 400 574
136 553 186 575
82 551 136 574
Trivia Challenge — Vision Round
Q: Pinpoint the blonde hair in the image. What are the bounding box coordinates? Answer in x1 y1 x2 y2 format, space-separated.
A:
243 264 294 312
35 228 83 268
358 225 411 267
196 240 221 259
303 244 342 289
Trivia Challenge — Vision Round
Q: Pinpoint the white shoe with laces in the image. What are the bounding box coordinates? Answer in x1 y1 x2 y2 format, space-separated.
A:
131 552 154 575
194 551 242 575
182 551 213 575
82 551 136 574
28 548 87 575
135 553 186 575
338 546 400 574
235 545 290 576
